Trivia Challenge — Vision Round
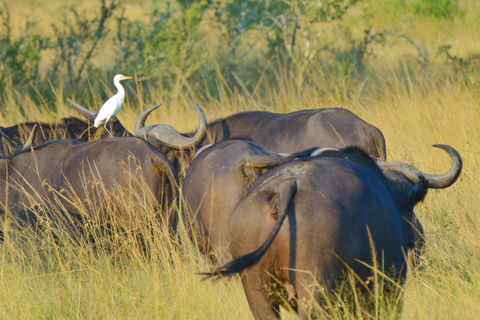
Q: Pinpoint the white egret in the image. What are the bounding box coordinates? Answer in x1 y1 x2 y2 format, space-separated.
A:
94 74 133 137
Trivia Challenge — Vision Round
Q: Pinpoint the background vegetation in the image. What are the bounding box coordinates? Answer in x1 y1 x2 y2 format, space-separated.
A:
0 0 479 319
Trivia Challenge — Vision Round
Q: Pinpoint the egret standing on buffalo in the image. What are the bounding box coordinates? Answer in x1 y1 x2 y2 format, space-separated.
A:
94 74 133 137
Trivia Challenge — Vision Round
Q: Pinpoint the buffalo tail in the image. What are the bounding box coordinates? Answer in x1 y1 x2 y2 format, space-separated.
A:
203 179 297 279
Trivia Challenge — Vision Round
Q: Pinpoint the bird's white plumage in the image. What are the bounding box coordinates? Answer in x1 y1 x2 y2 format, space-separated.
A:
94 74 132 136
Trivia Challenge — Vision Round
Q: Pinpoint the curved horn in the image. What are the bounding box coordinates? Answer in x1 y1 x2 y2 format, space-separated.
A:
135 103 163 133
136 104 208 150
67 98 97 122
194 144 213 160
421 144 462 188
378 144 462 189
311 147 340 157
21 124 37 152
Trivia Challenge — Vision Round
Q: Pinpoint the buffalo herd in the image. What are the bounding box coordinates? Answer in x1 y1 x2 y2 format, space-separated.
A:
0 100 462 319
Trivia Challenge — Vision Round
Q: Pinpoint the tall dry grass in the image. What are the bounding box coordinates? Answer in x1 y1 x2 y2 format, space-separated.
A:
0 66 479 319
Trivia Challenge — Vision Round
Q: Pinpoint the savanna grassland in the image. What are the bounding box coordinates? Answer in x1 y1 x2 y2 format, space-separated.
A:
1 0 480 319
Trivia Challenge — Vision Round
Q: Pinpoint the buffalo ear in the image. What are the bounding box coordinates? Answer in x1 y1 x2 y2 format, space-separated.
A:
244 166 264 187
408 183 428 206
243 155 284 186
244 155 284 169
64 118 90 139
243 153 302 187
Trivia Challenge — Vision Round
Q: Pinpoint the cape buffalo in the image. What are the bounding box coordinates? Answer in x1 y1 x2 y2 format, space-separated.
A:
207 145 462 319
0 128 179 235
182 138 317 263
136 105 387 161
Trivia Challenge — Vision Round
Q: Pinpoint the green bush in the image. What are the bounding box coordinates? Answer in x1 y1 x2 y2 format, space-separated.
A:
0 3 47 93
412 0 460 19
1 0 472 107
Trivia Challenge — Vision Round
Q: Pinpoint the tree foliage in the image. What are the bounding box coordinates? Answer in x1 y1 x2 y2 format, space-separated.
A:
0 0 470 105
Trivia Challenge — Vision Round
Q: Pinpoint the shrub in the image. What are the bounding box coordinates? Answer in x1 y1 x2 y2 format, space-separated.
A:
0 2 48 93
412 0 460 19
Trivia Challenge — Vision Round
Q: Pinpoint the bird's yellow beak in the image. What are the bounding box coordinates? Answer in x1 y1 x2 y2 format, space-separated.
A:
122 76 133 80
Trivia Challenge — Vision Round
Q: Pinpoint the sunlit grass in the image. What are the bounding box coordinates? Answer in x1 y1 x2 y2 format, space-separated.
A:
0 66 479 319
